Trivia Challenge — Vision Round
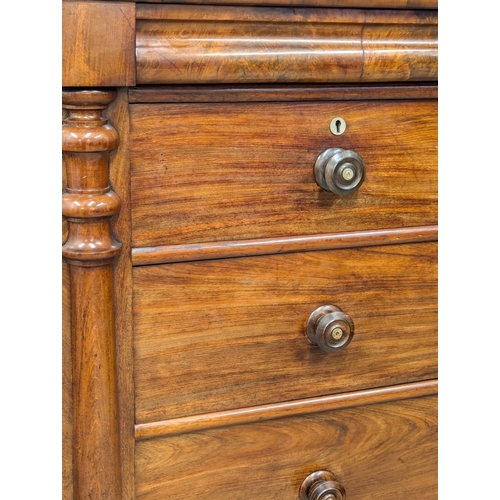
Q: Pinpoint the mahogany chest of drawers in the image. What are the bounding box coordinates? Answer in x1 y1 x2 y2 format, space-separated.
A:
62 1 438 498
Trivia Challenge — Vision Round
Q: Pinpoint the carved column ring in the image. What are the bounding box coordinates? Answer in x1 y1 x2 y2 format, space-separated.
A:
62 191 121 219
62 88 117 108
62 124 119 152
62 88 121 266
63 89 119 151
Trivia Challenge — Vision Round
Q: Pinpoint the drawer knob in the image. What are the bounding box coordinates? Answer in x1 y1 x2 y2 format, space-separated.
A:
299 470 346 500
314 147 365 195
306 305 354 353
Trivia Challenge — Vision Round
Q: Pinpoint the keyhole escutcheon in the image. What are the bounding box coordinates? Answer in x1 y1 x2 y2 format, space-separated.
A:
330 117 346 136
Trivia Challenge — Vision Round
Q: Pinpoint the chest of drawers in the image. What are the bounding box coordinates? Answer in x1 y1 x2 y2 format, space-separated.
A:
62 2 438 498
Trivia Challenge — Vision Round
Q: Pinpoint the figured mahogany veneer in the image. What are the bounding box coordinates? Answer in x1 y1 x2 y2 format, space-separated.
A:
136 19 437 84
133 242 437 422
135 395 437 499
130 99 437 247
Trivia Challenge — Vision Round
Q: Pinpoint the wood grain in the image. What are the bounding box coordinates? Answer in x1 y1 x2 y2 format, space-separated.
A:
129 82 438 103
133 242 437 422
62 89 122 499
62 260 73 500
105 89 135 500
138 0 437 8
130 100 437 247
62 117 72 500
135 395 438 499
137 4 438 23
132 225 438 265
62 1 136 87
70 266 122 498
135 379 437 440
136 20 437 84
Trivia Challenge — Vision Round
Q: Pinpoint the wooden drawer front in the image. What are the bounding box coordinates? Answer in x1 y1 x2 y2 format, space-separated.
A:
130 100 437 247
135 395 437 499
133 242 437 423
136 20 437 85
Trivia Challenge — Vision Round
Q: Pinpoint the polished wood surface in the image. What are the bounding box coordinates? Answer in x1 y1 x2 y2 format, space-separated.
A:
62 2 438 497
62 120 72 500
133 242 437 422
62 89 122 499
105 89 135 500
62 260 72 500
135 380 437 440
132 225 437 265
137 4 438 23
129 82 438 103
130 100 437 247
135 395 438 499
70 266 121 498
139 0 437 8
136 20 437 84
62 1 136 87
67 0 435 4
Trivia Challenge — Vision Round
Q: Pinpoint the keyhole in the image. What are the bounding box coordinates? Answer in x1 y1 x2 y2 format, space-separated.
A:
329 117 346 135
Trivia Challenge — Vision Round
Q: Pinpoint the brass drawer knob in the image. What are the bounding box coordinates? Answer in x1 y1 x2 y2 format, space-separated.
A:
299 470 346 500
314 147 365 195
306 305 354 353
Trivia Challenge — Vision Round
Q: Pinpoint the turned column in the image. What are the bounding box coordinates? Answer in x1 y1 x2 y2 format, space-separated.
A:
62 89 122 499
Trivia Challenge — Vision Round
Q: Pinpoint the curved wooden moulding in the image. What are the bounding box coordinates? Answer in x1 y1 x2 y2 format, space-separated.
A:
132 225 438 266
139 0 437 8
62 89 122 500
137 4 438 23
136 17 437 84
135 380 438 440
129 82 438 103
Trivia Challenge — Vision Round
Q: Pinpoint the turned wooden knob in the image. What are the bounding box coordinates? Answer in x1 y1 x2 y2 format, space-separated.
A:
299 470 346 500
314 147 365 195
306 305 354 353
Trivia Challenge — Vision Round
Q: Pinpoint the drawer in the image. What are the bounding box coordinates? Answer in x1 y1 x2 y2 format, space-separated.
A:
133 242 437 422
135 395 438 499
130 100 437 247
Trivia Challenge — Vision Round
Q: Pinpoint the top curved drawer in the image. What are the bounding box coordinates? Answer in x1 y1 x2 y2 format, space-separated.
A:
136 9 438 85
